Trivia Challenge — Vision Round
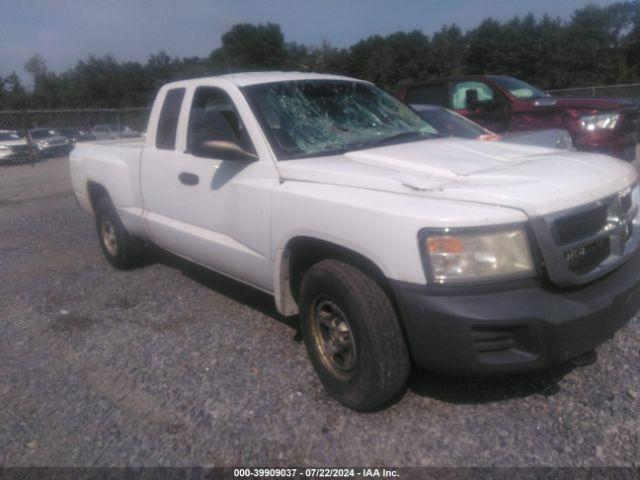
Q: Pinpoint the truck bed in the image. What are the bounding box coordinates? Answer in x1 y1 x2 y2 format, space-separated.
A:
84 137 146 149
70 139 146 236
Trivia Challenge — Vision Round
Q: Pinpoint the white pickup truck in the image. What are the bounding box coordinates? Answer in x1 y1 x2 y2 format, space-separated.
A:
70 72 640 410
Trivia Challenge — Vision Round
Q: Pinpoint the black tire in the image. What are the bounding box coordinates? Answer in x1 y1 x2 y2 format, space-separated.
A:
95 197 143 269
299 259 410 411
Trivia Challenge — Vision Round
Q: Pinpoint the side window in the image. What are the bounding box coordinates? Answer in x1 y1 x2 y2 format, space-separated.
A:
451 81 494 109
187 86 255 160
405 84 448 107
156 88 185 150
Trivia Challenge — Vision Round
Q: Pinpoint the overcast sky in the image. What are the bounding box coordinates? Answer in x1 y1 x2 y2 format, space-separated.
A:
0 0 619 81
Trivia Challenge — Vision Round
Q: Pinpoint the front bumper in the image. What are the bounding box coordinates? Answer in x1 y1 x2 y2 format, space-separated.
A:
392 248 640 375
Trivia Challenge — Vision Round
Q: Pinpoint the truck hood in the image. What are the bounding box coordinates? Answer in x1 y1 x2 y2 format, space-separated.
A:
278 138 637 217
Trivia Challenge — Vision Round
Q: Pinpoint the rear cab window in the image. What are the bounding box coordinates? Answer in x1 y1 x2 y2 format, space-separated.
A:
451 81 494 109
156 88 186 150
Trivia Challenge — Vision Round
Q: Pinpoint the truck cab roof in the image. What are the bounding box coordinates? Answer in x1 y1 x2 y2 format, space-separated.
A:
162 71 365 89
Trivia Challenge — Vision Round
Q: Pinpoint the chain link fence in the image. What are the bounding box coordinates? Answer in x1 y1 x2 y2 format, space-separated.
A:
548 83 640 104
0 108 150 167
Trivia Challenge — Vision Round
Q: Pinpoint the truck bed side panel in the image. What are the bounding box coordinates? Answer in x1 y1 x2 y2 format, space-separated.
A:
69 142 148 239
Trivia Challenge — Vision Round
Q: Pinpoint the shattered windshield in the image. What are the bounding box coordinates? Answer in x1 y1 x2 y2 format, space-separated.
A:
243 80 438 159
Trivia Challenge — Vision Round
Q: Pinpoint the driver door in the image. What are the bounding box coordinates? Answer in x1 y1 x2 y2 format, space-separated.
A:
141 84 278 291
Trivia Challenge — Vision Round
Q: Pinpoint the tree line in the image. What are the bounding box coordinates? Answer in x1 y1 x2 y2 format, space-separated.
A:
1 1 639 110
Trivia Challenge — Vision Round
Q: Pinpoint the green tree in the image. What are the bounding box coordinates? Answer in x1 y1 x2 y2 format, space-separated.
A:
304 40 351 75
348 31 430 89
564 4 627 85
4 3 640 110
612 1 640 80
428 25 465 77
532 15 570 88
210 23 287 71
2 72 28 108
24 53 48 81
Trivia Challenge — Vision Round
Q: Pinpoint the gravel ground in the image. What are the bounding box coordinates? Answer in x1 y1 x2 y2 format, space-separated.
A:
0 159 639 467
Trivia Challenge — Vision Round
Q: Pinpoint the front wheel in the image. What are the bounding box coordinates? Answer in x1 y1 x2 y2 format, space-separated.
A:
299 259 410 411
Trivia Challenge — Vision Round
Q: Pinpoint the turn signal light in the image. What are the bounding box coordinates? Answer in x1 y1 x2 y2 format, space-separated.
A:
426 236 464 254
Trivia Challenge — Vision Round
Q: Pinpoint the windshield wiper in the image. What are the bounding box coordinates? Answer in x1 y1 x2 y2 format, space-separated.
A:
343 131 435 152
294 131 437 159
376 131 432 145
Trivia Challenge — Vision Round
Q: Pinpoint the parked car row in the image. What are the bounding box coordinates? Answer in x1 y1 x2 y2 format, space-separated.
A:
4 75 637 166
58 127 96 143
92 124 140 140
0 124 141 165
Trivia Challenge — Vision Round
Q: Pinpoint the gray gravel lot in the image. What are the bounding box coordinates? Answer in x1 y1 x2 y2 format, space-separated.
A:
1 158 639 467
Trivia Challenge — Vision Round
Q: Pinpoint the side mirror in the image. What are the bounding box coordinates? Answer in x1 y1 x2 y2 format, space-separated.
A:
465 89 479 109
189 139 258 161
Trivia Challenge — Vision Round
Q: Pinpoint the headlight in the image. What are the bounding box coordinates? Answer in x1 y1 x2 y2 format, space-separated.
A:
580 113 619 131
420 226 535 284
37 141 49 148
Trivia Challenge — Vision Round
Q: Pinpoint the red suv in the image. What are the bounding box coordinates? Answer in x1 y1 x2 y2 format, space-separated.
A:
398 75 639 161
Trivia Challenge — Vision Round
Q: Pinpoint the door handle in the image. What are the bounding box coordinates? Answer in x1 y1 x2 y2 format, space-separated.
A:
178 172 199 186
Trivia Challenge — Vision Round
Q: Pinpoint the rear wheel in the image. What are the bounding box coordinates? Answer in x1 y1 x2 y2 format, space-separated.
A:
299 259 410 411
95 197 144 269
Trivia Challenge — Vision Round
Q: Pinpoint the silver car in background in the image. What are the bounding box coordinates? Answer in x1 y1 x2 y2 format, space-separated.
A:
411 104 574 150
0 130 32 165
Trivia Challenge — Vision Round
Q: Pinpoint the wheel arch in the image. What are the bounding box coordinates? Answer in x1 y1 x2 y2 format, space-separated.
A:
275 235 396 317
86 181 111 213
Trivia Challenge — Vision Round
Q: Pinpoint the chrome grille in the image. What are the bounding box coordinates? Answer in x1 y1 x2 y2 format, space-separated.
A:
530 186 640 286
554 204 607 244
